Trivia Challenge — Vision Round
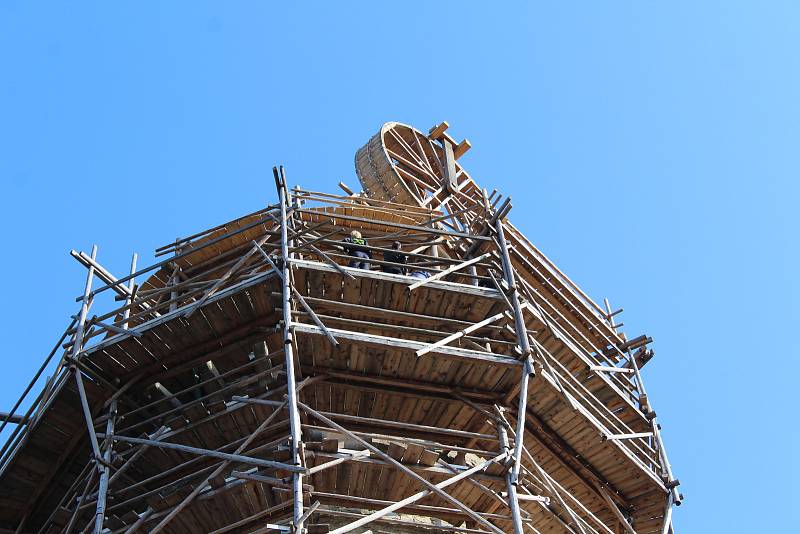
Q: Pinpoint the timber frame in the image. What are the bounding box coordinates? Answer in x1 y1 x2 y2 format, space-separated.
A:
0 122 679 534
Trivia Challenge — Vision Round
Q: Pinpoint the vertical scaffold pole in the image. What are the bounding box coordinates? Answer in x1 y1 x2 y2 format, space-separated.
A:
94 399 116 533
122 253 137 330
71 245 104 464
169 240 179 312
628 344 680 505
494 219 532 487
277 167 305 532
72 245 97 361
497 411 524 534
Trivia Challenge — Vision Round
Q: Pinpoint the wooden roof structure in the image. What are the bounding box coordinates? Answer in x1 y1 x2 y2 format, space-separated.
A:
0 121 680 534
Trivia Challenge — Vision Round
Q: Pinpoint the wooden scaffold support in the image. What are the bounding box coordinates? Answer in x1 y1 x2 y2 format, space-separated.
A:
276 166 307 533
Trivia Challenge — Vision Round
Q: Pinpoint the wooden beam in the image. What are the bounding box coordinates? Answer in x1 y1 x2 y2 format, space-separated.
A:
306 450 370 476
0 412 24 425
602 432 654 442
590 365 635 375
292 323 521 366
71 250 132 298
291 258 502 300
102 432 302 473
295 238 356 281
593 482 636 534
337 182 354 195
416 313 505 357
295 208 491 241
441 137 459 193
408 253 490 291
428 121 449 140
239 397 496 442
454 139 472 160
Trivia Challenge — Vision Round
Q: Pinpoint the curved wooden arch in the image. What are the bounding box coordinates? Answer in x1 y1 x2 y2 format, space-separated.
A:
356 122 475 212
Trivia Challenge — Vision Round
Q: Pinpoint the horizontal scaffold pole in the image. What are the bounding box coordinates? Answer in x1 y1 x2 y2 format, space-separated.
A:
99 433 304 473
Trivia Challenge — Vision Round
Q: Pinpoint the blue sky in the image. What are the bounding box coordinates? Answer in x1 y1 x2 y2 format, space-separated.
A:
1 2 797 532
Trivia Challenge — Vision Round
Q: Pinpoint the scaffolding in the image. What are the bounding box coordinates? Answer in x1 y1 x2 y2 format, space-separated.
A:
0 121 680 534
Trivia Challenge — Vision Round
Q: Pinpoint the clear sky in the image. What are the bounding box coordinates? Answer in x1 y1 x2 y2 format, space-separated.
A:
1 2 797 532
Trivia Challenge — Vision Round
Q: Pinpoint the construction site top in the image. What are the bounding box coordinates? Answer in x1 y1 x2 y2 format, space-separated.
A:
0 121 677 534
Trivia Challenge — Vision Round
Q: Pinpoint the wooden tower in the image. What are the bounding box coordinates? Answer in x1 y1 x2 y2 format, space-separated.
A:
0 122 680 534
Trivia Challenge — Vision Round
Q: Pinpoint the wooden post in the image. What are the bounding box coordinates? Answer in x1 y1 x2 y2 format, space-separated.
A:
511 358 534 484
497 415 524 534
93 399 116 533
660 494 673 534
652 412 681 503
441 136 458 193
494 222 530 356
170 240 180 312
70 245 104 467
277 167 306 532
626 341 681 504
494 219 534 490
72 245 97 360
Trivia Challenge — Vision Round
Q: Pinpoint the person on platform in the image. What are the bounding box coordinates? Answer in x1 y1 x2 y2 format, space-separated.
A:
381 241 407 275
409 269 431 280
343 230 371 270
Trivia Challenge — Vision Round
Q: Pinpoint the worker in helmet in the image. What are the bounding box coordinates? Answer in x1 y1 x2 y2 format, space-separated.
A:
343 230 371 269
